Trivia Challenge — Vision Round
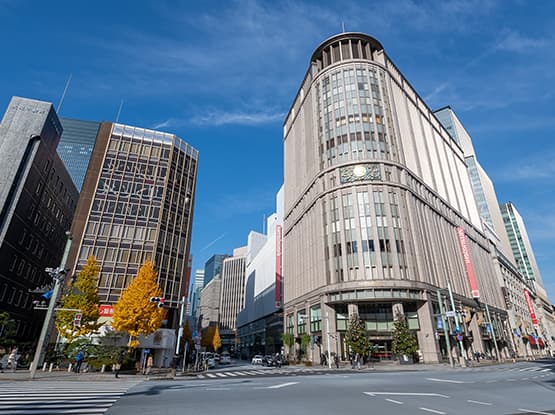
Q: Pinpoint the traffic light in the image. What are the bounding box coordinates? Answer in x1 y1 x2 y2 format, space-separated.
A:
149 297 165 308
74 313 82 327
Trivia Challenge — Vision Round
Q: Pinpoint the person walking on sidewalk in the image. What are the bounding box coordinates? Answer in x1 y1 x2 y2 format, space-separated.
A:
7 347 18 372
114 351 124 378
74 350 85 373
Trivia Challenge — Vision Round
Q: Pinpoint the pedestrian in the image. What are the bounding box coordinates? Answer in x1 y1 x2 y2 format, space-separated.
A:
146 354 153 375
114 351 124 378
7 347 18 372
334 354 339 369
74 349 85 373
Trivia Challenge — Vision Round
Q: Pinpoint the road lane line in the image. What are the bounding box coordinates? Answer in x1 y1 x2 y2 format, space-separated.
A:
426 378 466 384
385 399 404 404
267 382 299 389
518 409 554 415
540 369 551 372
206 388 231 391
419 407 446 414
364 392 449 398
507 378 517 381
486 380 497 383
467 400 492 406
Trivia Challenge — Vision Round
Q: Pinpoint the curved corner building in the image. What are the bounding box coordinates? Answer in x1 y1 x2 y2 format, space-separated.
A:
283 33 509 363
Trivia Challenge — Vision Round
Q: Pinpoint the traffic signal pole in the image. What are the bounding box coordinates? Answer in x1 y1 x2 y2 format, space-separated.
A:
30 233 72 379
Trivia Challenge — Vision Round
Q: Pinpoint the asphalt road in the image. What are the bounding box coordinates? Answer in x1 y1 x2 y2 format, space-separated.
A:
106 359 555 415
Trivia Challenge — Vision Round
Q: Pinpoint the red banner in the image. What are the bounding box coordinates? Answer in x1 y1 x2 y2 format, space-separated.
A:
456 227 480 298
275 224 282 307
523 289 539 328
99 304 114 317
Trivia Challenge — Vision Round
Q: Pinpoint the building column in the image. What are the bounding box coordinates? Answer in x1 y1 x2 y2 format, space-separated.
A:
416 293 441 363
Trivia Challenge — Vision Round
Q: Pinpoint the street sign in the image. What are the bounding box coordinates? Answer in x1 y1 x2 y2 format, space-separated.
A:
454 326 462 334
456 334 463 341
445 311 456 318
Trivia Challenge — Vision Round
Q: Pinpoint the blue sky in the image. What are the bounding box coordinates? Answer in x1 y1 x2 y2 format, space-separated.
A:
1 1 554 300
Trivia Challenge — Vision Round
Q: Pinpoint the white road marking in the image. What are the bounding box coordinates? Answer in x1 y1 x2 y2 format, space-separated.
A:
206 387 231 391
419 407 446 414
467 400 492 406
266 382 299 389
224 372 238 376
507 378 517 381
486 380 497 383
205 373 217 378
215 373 227 377
540 369 551 372
518 409 554 415
364 392 449 398
426 377 466 384
385 399 404 404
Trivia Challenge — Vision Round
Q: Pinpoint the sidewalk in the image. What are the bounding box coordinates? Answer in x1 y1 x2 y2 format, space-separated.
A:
0 358 517 381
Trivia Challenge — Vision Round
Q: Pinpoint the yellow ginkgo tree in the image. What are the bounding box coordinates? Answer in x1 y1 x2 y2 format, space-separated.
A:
55 256 101 342
112 260 165 349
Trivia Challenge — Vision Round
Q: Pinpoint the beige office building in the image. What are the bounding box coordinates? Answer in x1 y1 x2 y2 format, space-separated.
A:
67 122 198 326
283 33 508 363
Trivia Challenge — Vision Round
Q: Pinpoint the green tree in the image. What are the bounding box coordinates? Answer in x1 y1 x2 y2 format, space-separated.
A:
112 260 165 349
55 256 101 342
391 312 418 359
300 333 311 357
281 332 295 358
345 314 371 357
0 312 16 347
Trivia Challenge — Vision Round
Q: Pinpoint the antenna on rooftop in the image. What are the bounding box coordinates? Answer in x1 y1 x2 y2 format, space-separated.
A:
342 21 346 33
56 74 72 114
115 99 124 123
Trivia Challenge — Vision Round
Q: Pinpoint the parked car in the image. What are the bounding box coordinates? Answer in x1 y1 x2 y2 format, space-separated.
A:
220 353 231 364
201 352 216 369
251 355 263 365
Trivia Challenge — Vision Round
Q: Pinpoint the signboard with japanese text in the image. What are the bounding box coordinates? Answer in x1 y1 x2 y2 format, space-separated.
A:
456 227 480 298
99 304 115 317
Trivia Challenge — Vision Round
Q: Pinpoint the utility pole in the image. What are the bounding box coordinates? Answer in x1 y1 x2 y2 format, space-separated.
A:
484 302 501 362
447 281 466 367
175 295 187 370
437 290 454 368
30 232 72 379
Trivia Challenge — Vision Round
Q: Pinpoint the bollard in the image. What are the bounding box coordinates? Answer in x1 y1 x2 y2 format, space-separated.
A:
42 362 47 371
49 363 54 372
101 364 106 373
68 363 72 372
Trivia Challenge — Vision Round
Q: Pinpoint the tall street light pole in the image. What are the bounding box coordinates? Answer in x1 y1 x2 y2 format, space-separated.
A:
30 232 72 379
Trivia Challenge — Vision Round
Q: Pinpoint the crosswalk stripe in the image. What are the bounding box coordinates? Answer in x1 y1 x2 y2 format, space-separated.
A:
205 373 217 378
224 372 238 376
215 373 227 377
0 380 139 415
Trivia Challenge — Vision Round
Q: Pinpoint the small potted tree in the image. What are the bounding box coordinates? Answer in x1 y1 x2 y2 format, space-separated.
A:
391 312 418 364
345 314 371 369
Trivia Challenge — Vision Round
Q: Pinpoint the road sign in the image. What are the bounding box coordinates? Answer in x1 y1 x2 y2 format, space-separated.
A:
454 326 462 334
73 313 82 327
445 311 456 318
456 334 463 342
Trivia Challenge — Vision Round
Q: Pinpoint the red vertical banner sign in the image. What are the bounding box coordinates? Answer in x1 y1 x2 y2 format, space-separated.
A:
456 227 480 298
275 224 282 307
523 289 539 329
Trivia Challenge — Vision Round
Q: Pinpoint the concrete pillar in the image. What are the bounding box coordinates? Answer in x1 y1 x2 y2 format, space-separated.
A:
469 312 484 354
416 294 441 363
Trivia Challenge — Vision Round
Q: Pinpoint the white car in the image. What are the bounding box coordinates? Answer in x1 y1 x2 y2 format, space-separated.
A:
251 355 263 365
220 353 231 364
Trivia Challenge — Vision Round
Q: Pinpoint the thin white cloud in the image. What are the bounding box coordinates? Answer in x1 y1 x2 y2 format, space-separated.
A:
496 30 549 52
152 119 172 130
494 152 555 182
190 110 285 126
